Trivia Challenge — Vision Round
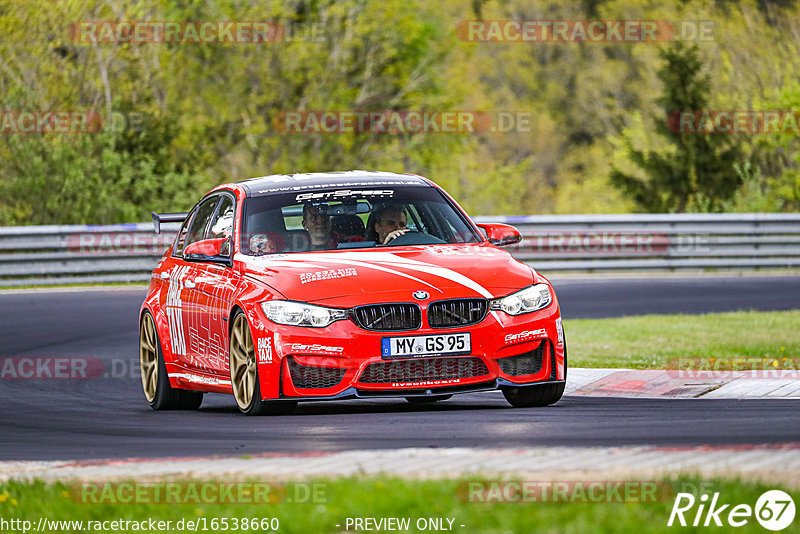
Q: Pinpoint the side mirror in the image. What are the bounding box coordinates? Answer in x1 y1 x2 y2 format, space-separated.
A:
183 238 232 265
476 223 522 247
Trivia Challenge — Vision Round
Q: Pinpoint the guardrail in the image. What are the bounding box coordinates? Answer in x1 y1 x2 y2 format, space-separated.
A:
1 213 799 286
473 213 800 273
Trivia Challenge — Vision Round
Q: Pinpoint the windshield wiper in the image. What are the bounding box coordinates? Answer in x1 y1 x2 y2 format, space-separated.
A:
337 241 378 249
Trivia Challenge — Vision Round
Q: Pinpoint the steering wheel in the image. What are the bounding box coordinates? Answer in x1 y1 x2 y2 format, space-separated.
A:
386 231 446 246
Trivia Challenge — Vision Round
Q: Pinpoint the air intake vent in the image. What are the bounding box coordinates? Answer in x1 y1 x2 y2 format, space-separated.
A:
428 299 488 328
359 357 489 383
352 304 421 331
288 357 346 389
497 343 545 376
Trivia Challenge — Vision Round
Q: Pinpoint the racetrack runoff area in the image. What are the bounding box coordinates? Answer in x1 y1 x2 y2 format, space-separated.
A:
1 279 799 532
2 367 799 488
566 368 800 399
3 443 800 490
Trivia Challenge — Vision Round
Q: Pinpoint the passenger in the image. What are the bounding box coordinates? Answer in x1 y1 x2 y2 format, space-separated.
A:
249 233 283 255
302 203 336 250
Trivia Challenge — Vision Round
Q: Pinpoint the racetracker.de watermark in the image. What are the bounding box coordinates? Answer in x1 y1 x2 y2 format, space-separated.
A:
272 111 532 134
0 357 143 380
69 21 284 43
0 111 146 134
668 111 800 134
0 111 101 134
509 231 709 255
456 20 714 42
457 480 679 503
520 231 669 255
66 231 174 255
71 481 327 504
667 357 800 379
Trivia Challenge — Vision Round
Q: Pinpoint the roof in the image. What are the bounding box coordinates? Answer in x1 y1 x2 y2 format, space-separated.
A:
238 170 432 197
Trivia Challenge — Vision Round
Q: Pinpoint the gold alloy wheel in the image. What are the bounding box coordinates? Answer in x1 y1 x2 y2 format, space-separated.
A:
230 314 257 410
139 313 158 403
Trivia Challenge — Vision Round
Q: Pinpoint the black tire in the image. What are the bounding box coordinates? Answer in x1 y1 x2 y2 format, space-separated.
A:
230 311 298 416
240 376 298 416
501 382 565 408
140 311 203 411
501 343 567 408
405 394 453 404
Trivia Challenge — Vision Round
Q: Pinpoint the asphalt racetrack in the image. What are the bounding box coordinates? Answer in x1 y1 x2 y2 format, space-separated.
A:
1 275 799 461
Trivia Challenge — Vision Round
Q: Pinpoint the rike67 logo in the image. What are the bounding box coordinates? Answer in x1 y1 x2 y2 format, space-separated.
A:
668 490 795 531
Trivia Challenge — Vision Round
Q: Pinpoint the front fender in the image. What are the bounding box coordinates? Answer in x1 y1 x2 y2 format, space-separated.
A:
233 281 283 400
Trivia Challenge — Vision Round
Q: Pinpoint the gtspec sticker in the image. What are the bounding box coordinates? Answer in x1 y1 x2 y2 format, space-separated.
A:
504 328 547 344
555 318 564 344
299 268 357 284
295 189 394 201
289 344 344 354
257 338 273 364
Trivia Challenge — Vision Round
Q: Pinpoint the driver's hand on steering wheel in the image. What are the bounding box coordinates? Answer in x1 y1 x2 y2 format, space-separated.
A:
383 228 410 244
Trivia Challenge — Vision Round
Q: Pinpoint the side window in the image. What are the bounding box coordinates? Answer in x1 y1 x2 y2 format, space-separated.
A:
209 195 235 240
173 218 191 256
183 196 220 250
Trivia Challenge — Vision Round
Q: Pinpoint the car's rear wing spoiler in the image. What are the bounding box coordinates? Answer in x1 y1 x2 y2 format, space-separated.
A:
152 212 188 234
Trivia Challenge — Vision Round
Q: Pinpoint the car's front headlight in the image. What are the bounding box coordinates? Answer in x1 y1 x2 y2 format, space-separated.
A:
262 301 349 328
490 284 552 315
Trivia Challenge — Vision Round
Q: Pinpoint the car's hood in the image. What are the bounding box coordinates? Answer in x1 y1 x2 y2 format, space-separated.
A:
240 244 536 306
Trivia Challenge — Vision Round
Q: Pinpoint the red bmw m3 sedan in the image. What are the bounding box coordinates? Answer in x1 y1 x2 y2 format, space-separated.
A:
139 171 566 415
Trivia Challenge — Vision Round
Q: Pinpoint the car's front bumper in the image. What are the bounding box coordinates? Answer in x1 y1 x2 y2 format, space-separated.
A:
249 301 566 400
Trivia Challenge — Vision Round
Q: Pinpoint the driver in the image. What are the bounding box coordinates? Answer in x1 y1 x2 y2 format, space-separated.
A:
373 206 409 244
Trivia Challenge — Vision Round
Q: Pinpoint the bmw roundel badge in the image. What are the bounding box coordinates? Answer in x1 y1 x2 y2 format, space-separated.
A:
413 290 429 300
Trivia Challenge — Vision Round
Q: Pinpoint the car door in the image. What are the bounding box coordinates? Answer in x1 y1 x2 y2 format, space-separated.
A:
157 204 198 366
184 193 239 374
173 194 222 369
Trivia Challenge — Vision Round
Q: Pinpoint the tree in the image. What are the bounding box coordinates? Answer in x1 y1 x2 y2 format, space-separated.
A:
610 42 741 212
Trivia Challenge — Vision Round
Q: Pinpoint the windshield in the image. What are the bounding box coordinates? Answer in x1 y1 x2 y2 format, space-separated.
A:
240 186 481 255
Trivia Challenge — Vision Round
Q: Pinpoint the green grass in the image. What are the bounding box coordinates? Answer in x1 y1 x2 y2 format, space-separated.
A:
565 310 800 369
0 476 796 533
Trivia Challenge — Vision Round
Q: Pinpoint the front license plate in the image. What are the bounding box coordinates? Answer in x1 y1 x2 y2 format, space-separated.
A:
381 333 471 359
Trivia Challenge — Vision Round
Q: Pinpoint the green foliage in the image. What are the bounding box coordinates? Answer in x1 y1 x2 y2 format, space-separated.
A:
610 43 741 212
2 0 800 223
722 161 784 212
0 131 210 225
742 80 800 212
